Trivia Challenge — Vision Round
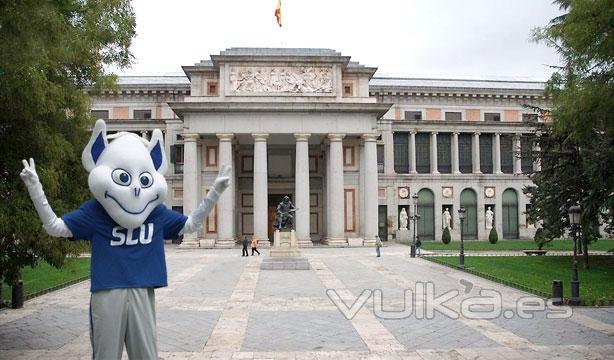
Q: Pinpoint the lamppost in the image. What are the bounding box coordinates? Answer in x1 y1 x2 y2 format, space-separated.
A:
568 205 581 305
458 207 466 269
410 193 420 258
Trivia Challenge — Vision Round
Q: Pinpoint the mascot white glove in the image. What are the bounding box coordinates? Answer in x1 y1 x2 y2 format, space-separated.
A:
181 165 231 234
20 158 72 237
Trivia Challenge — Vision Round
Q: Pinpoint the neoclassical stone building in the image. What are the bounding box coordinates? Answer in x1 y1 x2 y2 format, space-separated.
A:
89 48 548 247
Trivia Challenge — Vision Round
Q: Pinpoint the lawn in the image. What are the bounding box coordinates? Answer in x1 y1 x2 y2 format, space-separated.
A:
1 257 90 304
430 255 614 304
420 239 614 251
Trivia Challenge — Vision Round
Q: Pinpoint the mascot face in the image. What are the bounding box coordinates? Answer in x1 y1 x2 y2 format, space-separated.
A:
82 120 168 230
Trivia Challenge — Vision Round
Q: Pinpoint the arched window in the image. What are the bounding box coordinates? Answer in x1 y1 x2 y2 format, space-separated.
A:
460 188 478 239
417 188 435 240
502 188 519 239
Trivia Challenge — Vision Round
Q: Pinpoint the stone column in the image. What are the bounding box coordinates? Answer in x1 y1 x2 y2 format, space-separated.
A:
180 133 200 248
473 132 482 174
533 143 541 172
294 133 312 247
494 133 502 174
326 133 346 245
452 132 460 174
409 131 417 174
430 132 439 174
362 134 379 246
325 146 332 240
513 134 522 174
252 133 270 246
214 133 235 248
383 130 395 175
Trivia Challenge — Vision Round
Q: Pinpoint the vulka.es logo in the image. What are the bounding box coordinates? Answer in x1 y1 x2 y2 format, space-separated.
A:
326 281 572 320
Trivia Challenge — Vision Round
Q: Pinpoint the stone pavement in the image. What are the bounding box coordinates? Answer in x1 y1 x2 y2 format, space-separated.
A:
0 243 613 359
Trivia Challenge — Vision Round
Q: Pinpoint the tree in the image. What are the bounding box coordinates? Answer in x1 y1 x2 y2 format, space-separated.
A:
526 0 614 268
0 1 135 303
488 228 498 245
442 227 451 244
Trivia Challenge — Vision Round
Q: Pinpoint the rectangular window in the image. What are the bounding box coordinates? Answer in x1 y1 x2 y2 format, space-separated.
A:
344 189 356 232
133 110 152 119
522 113 538 123
500 135 514 174
458 133 473 173
208 83 218 96
405 111 422 121
415 133 431 174
480 134 493 174
444 112 462 121
205 146 218 167
343 84 353 96
343 146 355 167
170 144 184 174
393 133 409 173
377 144 384 174
309 155 318 174
521 136 534 173
484 112 501 122
91 110 109 119
437 133 451 173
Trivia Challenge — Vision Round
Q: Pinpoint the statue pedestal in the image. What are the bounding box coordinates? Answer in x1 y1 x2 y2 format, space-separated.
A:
261 230 310 270
396 229 411 245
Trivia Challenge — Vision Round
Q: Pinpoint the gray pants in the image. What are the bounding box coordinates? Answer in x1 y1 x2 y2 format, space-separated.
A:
90 288 157 359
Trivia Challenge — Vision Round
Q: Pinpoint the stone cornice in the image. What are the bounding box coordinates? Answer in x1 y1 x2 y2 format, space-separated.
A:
384 120 538 134
169 101 393 118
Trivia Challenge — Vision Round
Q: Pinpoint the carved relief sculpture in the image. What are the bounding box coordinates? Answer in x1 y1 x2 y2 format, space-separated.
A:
229 66 333 94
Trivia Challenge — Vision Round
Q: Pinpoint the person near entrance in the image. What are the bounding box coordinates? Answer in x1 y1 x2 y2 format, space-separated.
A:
241 236 249 256
251 236 260 255
375 237 383 257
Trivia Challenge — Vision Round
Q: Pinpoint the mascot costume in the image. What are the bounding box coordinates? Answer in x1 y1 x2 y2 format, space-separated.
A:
20 119 230 359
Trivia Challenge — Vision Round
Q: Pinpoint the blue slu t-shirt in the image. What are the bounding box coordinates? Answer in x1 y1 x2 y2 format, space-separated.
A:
62 199 187 292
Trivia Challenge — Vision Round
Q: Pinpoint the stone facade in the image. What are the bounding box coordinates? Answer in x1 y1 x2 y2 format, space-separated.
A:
88 48 548 246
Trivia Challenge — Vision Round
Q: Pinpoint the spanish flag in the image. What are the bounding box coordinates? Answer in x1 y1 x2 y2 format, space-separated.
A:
274 0 282 27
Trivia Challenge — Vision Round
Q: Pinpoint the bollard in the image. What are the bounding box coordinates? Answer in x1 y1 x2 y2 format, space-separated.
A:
552 280 563 306
11 280 24 309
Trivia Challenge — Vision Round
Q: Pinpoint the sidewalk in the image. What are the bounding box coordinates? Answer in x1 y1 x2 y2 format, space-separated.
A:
1 245 613 359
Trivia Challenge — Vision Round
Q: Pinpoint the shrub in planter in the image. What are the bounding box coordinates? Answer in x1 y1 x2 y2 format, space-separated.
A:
442 226 451 244
488 228 498 244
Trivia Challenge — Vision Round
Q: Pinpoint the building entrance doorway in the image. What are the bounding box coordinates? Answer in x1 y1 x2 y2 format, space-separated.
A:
268 194 293 241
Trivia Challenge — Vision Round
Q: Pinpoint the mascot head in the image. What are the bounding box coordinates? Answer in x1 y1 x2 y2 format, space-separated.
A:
82 120 168 229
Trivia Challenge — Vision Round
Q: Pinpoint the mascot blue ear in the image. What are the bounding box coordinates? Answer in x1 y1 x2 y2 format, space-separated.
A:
82 119 108 173
148 129 168 174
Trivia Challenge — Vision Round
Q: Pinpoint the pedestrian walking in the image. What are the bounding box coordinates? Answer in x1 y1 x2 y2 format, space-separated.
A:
241 236 249 256
251 236 260 255
416 236 422 256
375 237 382 257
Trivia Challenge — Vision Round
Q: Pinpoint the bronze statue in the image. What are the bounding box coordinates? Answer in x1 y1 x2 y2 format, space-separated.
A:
273 196 297 231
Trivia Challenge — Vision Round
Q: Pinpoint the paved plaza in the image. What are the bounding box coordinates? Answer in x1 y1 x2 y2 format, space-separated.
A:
1 244 613 359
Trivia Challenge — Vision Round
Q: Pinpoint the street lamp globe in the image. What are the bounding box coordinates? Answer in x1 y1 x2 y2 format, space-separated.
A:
568 205 581 225
458 207 466 220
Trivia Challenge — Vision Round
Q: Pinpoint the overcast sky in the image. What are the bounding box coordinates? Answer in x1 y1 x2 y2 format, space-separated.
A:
121 0 564 80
